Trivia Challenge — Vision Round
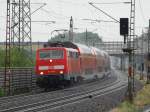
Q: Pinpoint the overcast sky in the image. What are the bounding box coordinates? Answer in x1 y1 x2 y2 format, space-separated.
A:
0 0 150 42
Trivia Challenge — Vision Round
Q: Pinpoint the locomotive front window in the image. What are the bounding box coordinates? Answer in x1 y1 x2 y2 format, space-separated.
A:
39 50 64 59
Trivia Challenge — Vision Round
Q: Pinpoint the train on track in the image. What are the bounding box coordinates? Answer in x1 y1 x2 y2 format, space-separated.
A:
35 41 111 89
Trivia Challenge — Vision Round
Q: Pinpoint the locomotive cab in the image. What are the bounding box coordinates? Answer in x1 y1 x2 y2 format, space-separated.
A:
36 48 66 76
36 47 80 88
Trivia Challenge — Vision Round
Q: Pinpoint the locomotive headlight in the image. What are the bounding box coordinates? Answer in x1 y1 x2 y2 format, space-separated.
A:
50 59 52 62
54 65 64 69
60 71 63 74
40 72 44 75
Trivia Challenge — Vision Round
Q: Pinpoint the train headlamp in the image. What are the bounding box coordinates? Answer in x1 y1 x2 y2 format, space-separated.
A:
50 59 52 63
40 72 44 75
60 71 63 74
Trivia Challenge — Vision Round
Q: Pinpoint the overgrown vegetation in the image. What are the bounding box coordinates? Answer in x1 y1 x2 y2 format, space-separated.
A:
0 48 34 67
0 88 5 97
112 82 150 112
49 31 103 46
112 101 139 112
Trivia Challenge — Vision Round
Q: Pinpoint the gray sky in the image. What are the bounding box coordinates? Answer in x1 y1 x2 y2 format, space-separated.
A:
0 0 150 42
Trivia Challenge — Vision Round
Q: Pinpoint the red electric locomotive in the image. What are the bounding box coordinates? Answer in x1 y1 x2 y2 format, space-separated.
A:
35 42 111 88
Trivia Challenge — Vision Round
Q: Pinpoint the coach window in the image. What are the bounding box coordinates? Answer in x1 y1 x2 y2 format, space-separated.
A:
76 52 79 58
75 52 77 58
69 51 72 58
72 52 74 58
72 52 77 59
70 52 72 57
73 52 76 58
72 52 75 58
73 52 75 58
71 52 76 59
74 52 78 59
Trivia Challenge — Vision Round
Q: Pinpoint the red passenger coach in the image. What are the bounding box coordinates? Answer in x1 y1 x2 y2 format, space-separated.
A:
35 42 111 88
76 44 97 78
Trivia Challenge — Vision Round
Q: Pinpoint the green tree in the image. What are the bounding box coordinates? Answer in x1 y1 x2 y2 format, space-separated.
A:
0 48 33 67
49 31 103 45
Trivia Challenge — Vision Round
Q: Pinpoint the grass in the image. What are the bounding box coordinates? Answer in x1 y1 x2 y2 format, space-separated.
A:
0 88 5 97
112 101 138 112
112 77 150 112
134 83 150 107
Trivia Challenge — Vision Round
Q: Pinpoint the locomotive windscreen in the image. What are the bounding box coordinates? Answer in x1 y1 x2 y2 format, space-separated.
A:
39 50 64 59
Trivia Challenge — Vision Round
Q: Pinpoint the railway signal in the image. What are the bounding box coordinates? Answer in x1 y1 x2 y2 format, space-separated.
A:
120 18 129 35
120 18 129 44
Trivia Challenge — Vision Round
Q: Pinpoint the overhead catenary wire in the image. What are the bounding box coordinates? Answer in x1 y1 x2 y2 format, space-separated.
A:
58 0 101 22
90 2 131 5
31 3 47 15
31 21 56 23
138 0 146 23
89 2 120 23
41 8 70 20
1 0 144 42
82 18 118 23
56 0 86 6
0 15 6 18
90 22 120 38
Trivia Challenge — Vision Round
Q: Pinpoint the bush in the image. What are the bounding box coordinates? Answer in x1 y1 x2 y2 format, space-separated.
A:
0 88 5 97
11 48 34 67
0 48 34 67
0 49 5 67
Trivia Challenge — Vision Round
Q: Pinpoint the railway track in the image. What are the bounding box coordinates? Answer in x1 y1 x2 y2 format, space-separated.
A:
0 72 114 104
0 75 115 110
0 70 127 112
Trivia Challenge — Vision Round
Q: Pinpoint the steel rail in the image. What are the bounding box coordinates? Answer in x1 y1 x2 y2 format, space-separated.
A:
21 81 127 112
43 83 127 112
0 77 114 112
0 72 126 112
0 72 113 103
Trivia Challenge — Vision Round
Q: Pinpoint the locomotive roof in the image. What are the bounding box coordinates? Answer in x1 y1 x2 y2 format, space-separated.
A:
75 43 94 55
65 48 79 52
37 47 78 52
44 41 109 55
44 41 78 49
91 47 109 56
91 47 103 56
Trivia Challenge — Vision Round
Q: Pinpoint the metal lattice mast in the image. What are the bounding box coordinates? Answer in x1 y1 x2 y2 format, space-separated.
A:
130 0 136 42
147 20 150 84
131 0 136 91
11 0 20 47
127 0 136 101
4 0 11 95
69 16 73 42
11 0 32 53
